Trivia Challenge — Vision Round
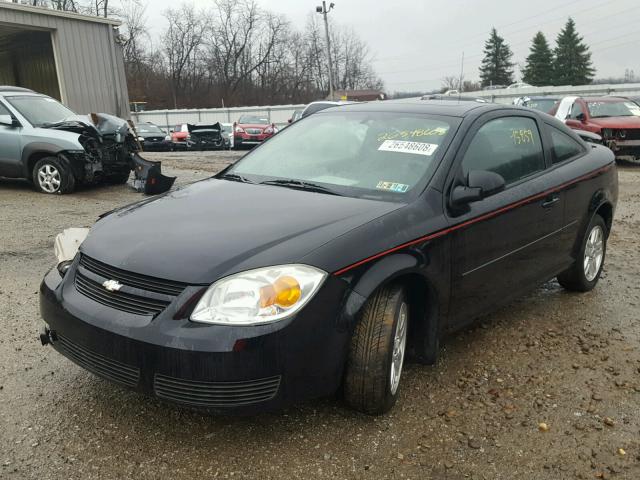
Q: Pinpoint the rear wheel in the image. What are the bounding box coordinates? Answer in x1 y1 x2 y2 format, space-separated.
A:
344 285 408 414
557 214 606 292
32 157 75 194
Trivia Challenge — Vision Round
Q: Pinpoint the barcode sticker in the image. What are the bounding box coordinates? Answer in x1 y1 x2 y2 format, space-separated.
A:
378 140 439 156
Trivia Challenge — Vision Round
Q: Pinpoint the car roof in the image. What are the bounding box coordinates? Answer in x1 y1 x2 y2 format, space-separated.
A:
580 96 628 103
0 86 35 94
325 99 504 118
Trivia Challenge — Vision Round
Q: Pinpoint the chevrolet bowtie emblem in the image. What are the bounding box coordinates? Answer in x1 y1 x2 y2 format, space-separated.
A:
102 279 123 292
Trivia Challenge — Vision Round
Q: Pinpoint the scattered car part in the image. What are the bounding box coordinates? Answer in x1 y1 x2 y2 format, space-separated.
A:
130 152 176 194
54 227 90 263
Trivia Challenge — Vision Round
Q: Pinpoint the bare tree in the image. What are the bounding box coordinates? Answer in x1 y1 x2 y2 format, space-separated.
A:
162 5 206 108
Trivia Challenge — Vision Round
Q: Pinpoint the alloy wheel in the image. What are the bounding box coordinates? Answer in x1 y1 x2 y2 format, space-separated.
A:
583 225 604 282
37 164 62 193
390 302 408 395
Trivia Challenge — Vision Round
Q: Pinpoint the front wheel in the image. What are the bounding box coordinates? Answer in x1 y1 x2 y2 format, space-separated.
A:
557 214 607 292
343 285 408 415
32 157 75 194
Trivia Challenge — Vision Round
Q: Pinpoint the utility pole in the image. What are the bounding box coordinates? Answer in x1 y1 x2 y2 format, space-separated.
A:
458 51 464 92
316 2 336 100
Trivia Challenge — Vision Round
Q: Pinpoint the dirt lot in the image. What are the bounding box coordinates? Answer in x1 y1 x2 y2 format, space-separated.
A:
1 152 639 480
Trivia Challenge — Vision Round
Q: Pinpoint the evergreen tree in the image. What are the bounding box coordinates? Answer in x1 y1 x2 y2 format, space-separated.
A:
552 18 595 85
479 28 515 87
522 32 554 86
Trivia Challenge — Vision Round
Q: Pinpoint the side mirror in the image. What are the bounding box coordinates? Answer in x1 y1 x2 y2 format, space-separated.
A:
0 114 17 127
288 118 292 123
450 170 506 207
576 112 586 122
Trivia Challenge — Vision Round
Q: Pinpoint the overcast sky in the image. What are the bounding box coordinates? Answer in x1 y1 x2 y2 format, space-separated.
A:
130 0 640 92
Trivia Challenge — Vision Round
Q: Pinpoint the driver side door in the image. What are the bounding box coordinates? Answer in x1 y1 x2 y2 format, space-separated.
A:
446 113 565 327
0 101 23 178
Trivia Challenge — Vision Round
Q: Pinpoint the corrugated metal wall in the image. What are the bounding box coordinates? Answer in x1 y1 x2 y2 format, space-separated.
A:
0 4 129 117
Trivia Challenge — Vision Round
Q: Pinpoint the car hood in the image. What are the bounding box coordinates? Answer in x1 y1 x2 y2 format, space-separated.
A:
589 116 640 128
237 123 269 129
81 179 404 284
44 113 130 140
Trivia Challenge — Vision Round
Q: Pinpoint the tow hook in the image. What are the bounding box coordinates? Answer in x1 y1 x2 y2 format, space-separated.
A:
40 327 57 346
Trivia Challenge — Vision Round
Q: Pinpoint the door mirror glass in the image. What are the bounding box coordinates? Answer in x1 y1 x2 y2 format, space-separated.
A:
450 170 506 207
0 114 14 126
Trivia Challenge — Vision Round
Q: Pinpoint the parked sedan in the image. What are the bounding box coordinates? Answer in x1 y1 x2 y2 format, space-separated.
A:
135 123 171 151
40 100 617 415
233 115 277 149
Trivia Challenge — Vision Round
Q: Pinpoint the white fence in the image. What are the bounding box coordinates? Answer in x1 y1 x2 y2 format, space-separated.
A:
130 83 640 130
130 104 305 130
460 82 640 104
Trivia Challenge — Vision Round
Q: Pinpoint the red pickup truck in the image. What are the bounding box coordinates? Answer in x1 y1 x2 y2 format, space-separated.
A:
551 96 640 162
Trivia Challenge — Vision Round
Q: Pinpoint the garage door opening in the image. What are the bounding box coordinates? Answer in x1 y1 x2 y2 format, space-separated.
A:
0 25 61 100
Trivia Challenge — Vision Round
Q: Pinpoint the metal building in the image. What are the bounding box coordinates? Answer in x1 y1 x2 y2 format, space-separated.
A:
0 2 129 117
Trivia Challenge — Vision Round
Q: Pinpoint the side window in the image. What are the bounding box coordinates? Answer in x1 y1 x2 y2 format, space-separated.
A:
549 127 584 164
569 102 586 120
0 101 11 116
174 125 181 132
461 117 545 186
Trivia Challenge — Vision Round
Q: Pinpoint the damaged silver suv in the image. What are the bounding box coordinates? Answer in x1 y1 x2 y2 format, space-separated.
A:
0 86 137 194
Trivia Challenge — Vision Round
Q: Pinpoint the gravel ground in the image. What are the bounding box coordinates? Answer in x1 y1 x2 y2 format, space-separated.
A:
1 151 639 480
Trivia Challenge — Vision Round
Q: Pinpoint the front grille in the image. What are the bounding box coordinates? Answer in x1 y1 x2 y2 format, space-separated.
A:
154 374 281 408
80 254 187 296
75 271 170 316
58 334 140 387
620 129 640 141
146 137 164 142
246 128 263 135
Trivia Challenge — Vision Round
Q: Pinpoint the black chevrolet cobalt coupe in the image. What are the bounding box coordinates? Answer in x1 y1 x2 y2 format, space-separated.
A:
40 100 618 414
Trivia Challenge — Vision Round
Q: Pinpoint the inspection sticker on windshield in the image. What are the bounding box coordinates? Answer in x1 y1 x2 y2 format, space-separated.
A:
376 181 409 193
378 140 439 156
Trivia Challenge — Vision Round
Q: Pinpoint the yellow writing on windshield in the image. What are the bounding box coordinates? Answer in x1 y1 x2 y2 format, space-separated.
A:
378 127 448 142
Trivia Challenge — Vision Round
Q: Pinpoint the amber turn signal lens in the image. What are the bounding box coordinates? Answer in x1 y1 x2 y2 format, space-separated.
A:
259 276 301 309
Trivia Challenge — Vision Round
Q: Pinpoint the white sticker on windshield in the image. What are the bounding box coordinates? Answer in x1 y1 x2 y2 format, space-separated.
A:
378 140 439 156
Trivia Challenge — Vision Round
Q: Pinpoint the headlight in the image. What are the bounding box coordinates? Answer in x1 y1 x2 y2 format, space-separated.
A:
57 260 73 277
190 265 327 325
164 135 171 141
137 136 145 141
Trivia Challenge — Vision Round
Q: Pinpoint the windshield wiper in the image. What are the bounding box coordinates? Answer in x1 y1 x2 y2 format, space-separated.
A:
218 173 255 184
260 179 342 196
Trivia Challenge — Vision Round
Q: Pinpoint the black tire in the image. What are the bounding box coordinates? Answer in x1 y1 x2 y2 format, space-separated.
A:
557 214 607 292
344 285 408 415
104 170 131 185
32 156 75 194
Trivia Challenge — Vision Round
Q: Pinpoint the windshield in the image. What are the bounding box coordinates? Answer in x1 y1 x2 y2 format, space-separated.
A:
6 95 75 127
228 111 457 201
587 100 640 118
525 99 558 113
136 124 164 133
239 115 269 124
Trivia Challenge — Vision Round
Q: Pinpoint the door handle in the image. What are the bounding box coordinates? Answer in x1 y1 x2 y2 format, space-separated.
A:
541 195 560 208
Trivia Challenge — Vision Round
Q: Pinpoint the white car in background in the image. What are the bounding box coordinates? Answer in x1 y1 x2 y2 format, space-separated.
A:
221 123 234 149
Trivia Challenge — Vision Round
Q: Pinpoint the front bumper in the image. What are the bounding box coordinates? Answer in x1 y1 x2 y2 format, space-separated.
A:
606 139 640 161
142 140 171 151
39 265 351 413
234 133 272 147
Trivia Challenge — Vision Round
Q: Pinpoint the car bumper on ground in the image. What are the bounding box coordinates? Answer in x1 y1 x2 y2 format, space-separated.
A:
39 264 353 414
